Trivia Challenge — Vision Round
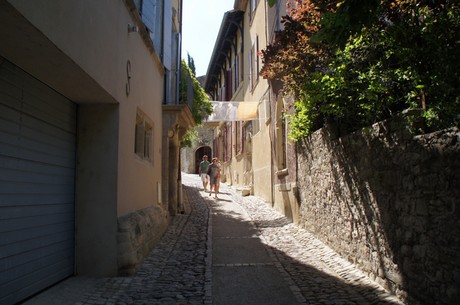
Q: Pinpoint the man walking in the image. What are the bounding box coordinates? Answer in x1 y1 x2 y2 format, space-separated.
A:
198 155 210 192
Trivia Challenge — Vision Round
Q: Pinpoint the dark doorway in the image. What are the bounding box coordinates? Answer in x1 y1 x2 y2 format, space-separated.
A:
195 146 212 174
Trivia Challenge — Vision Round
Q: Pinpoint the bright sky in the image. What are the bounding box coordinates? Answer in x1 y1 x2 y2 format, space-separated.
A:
182 0 235 77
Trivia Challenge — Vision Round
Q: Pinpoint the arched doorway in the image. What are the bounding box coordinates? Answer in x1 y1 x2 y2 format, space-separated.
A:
195 146 212 174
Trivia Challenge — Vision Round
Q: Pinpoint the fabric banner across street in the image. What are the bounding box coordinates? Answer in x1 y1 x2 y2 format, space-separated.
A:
206 101 258 122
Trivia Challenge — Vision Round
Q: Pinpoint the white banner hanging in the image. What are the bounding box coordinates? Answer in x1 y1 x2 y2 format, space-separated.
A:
206 101 259 122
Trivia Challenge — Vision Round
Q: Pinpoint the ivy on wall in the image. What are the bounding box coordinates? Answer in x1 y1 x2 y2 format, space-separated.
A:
179 59 212 147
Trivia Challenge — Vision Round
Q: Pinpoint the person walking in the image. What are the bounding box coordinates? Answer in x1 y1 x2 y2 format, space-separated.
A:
198 155 210 192
207 157 221 199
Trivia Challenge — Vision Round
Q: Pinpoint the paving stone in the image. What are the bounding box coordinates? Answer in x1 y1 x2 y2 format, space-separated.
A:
28 173 405 305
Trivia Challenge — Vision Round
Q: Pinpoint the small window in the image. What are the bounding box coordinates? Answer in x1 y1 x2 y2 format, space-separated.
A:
250 35 260 91
135 110 154 162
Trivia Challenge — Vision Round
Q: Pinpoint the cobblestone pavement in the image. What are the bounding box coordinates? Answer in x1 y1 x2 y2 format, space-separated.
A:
223 182 403 305
77 176 210 305
74 173 403 305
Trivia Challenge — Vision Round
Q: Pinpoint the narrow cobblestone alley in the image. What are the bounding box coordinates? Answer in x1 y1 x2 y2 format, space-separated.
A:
24 173 403 305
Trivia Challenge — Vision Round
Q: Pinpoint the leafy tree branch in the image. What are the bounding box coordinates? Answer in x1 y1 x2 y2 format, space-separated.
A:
262 0 460 141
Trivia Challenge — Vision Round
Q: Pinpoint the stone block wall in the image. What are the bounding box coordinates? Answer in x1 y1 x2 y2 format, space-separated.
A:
117 205 169 275
296 116 459 305
181 127 214 174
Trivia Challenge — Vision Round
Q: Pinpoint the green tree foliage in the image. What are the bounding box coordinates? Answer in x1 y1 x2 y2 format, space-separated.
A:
179 59 213 125
179 59 212 147
180 128 199 148
187 52 196 76
262 0 460 141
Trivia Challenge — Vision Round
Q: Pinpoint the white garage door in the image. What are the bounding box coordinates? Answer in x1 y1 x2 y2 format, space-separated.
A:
0 60 76 305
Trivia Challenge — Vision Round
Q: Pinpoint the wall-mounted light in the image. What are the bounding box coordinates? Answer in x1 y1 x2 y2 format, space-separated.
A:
128 23 139 33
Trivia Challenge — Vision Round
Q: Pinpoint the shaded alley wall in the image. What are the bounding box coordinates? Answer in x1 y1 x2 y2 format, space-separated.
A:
296 115 459 305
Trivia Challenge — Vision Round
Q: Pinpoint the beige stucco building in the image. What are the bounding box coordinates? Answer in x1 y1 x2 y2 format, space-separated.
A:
0 1 193 304
204 0 299 221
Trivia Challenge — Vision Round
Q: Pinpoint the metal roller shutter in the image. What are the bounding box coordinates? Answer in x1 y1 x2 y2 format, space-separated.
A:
0 60 76 305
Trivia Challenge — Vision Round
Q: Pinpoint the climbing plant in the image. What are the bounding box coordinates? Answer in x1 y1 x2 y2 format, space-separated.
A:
179 58 212 147
179 59 213 125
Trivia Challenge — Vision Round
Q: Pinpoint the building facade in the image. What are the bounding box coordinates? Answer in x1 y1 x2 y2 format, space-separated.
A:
204 0 299 220
0 0 192 304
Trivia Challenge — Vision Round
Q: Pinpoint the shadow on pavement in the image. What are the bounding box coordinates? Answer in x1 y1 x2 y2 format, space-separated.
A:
209 193 402 305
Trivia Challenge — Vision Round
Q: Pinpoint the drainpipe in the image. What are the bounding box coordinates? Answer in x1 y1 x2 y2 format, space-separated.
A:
175 32 181 103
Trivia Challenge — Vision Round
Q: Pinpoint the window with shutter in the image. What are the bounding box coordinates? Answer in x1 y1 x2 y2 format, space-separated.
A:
239 121 245 154
225 123 232 162
239 50 244 83
234 54 239 91
135 110 154 162
249 0 259 22
236 121 241 154
255 35 260 82
139 0 163 58
250 35 260 91
249 49 253 89
225 70 232 101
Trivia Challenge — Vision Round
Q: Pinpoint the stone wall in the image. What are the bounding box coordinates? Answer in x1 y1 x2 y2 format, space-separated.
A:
296 115 459 305
181 127 214 174
117 205 169 275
